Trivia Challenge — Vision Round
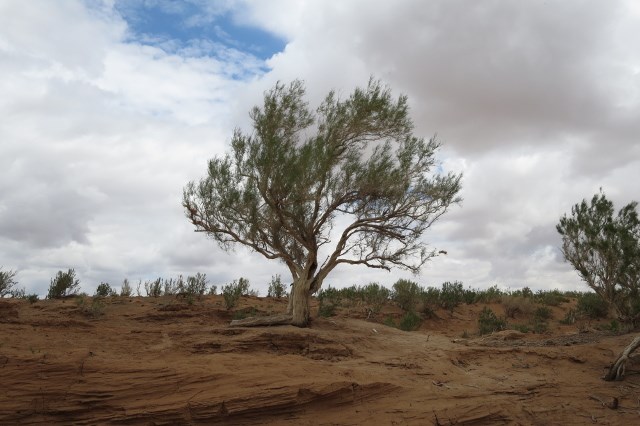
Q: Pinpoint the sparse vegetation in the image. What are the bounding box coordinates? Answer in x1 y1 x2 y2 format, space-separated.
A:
362 282 390 313
75 295 105 318
267 275 287 298
0 267 18 297
399 311 422 331
47 269 80 299
144 278 163 297
95 282 116 297
392 279 421 312
502 295 534 319
222 277 252 309
440 281 465 313
478 307 506 335
576 292 609 319
120 279 133 297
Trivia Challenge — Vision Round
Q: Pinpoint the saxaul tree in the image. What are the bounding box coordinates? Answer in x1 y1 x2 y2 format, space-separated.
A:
557 190 640 380
183 79 462 327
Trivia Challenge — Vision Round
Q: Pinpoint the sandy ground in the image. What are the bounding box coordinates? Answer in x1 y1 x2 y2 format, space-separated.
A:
1 295 640 425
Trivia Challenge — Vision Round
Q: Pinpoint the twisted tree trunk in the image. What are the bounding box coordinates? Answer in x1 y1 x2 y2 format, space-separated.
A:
604 335 640 381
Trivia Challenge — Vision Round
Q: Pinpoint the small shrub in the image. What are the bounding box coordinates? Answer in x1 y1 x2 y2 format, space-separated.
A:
577 292 609 319
534 306 553 321
478 307 506 335
267 275 287 298
462 288 478 304
222 277 251 309
120 279 132 297
531 318 549 334
10 287 25 299
24 293 39 304
75 296 105 318
559 308 577 325
475 285 503 304
421 286 440 308
185 273 208 296
511 324 530 333
535 289 569 306
392 279 422 312
502 295 534 319
144 278 163 297
318 301 337 317
47 269 80 299
208 285 218 295
362 282 390 313
95 282 116 297
383 316 396 328
440 281 464 313
163 277 181 295
399 311 422 331
0 267 18 297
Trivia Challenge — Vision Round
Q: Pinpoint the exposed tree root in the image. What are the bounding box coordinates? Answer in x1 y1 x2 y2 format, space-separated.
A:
229 314 293 327
604 335 640 381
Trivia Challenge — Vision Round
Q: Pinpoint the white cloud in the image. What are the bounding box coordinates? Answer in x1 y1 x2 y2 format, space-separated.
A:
1 0 639 298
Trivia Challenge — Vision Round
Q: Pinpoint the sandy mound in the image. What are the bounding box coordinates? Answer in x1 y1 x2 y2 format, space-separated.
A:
1 296 639 424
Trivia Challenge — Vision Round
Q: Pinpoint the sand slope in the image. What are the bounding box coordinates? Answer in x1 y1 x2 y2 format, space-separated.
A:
1 296 639 425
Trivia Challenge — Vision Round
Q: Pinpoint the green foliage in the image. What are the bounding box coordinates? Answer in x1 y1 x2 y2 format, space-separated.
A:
0 267 18 297
383 316 396 328
222 277 251 309
534 306 553 321
557 190 640 323
576 292 609 319
399 311 422 331
120 279 132 297
392 279 422 311
534 289 569 306
318 302 337 317
560 308 577 325
47 269 80 299
75 296 105 318
475 285 503 304
144 278 163 297
361 282 390 313
267 274 287 298
184 273 208 296
511 324 530 333
95 282 116 297
208 285 218 295
478 307 506 335
183 79 462 326
420 286 441 313
440 281 464 313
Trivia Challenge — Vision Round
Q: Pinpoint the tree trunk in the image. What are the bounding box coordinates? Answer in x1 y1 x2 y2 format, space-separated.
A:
604 334 640 381
290 279 311 327
230 314 293 327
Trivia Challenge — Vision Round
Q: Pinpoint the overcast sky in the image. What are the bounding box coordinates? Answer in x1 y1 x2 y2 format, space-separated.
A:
1 0 639 296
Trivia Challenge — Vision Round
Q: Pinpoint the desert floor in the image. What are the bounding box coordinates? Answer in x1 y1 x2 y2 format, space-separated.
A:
1 295 640 425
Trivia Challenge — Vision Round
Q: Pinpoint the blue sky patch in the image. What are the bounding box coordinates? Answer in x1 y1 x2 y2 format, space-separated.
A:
114 1 286 61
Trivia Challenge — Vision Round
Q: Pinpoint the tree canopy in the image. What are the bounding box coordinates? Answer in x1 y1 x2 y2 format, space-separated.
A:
183 79 462 326
557 190 640 323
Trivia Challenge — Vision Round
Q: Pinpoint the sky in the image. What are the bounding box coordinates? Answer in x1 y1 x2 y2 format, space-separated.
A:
1 0 639 297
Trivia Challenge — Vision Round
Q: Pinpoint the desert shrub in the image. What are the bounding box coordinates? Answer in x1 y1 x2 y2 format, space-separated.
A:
392 279 422 312
576 292 609 319
362 282 390 313
25 293 39 304
511 323 530 333
383 316 396 328
440 281 464 313
318 301 337 317
185 273 208 296
208 285 218 295
462 287 478 304
267 274 287 298
478 307 506 335
0 267 18 297
399 311 422 331
47 269 80 299
534 306 553 321
222 277 251 309
95 282 116 297
502 295 534 319
163 277 181 295
475 285 503 304
560 308 577 325
338 285 360 304
75 296 105 318
535 289 569 306
144 278 163 297
120 279 132 297
317 286 339 317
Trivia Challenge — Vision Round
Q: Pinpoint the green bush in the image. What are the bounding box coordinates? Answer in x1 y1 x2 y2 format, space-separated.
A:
392 279 422 311
208 285 218 295
318 302 337 317
533 306 553 321
475 285 503 303
47 269 80 299
144 278 163 297
399 311 422 331
120 279 132 297
576 292 609 319
222 277 251 309
95 282 116 297
0 267 18 297
184 273 208 296
362 282 390 313
478 307 506 335
75 296 105 318
559 308 577 325
440 281 464 313
267 274 287 298
502 295 534 318
535 289 569 306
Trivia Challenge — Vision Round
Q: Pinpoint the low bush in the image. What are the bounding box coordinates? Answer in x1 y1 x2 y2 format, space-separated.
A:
502 295 534 319
361 282 390 313
75 296 105 318
0 267 18 297
95 282 116 297
222 277 251 309
440 281 464 313
144 278 163 297
120 279 132 297
267 275 287 298
559 308 577 325
47 269 80 299
535 289 569 306
576 292 609 319
399 311 422 331
478 307 506 335
184 273 208 297
475 285 503 304
392 279 422 312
